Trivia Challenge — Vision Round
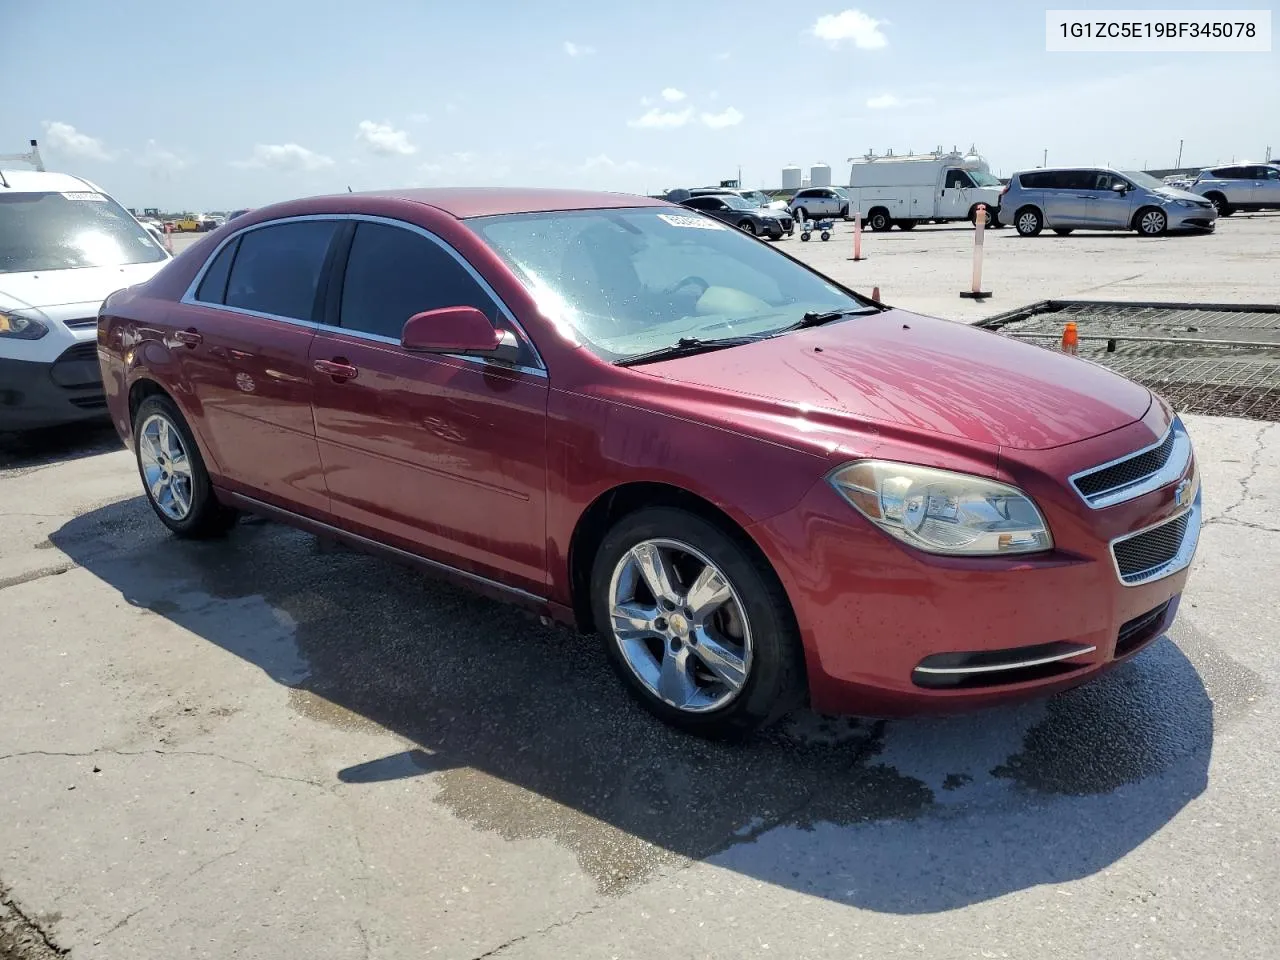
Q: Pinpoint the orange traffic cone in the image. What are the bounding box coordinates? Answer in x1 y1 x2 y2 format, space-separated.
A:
1061 321 1079 355
871 286 881 302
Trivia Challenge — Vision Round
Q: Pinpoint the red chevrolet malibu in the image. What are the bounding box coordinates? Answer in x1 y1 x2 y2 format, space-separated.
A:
97 189 1200 736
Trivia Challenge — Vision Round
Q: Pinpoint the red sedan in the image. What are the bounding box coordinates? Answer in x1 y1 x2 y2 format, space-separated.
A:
97 189 1201 736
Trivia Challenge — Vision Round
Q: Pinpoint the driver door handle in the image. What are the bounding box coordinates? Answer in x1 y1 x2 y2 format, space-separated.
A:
175 328 203 348
314 358 359 380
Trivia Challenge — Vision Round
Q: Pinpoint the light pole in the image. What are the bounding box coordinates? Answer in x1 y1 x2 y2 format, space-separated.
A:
1176 139 1184 169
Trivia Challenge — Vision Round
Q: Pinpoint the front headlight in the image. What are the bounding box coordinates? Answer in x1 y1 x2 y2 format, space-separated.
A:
828 460 1053 556
1173 199 1197 208
0 310 50 340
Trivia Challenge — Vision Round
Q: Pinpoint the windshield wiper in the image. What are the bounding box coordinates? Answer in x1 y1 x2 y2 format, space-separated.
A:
616 335 762 367
782 306 879 332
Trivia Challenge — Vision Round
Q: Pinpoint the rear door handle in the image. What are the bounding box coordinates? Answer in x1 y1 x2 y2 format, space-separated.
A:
314 358 359 380
175 328 203 348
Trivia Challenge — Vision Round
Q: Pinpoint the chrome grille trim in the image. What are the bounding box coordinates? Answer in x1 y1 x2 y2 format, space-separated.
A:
1109 492 1202 586
1069 417 1193 509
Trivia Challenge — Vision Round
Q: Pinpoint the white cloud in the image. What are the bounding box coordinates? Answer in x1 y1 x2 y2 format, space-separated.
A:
231 143 335 172
866 93 933 109
661 87 686 103
580 154 642 172
627 107 695 129
41 121 112 161
136 140 187 177
700 107 744 129
640 96 653 106
811 9 889 49
563 40 596 57
356 120 417 156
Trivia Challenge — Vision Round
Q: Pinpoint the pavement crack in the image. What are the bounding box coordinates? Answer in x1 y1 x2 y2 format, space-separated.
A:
1203 517 1280 534
0 881 69 956
0 748 327 790
0 564 77 592
1221 422 1276 520
466 903 608 960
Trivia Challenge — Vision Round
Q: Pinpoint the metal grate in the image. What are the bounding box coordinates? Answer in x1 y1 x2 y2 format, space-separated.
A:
1074 428 1176 498
1113 512 1191 584
979 301 1280 422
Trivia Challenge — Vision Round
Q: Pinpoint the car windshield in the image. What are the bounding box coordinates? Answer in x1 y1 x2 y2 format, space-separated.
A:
739 190 772 206
1122 171 1167 190
968 170 1001 187
469 207 863 362
719 195 753 210
0 191 167 273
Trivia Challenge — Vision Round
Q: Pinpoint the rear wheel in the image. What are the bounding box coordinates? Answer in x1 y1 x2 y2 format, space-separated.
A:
1205 192 1232 217
1015 206 1043 237
897 219 917 231
868 208 892 232
794 207 809 224
591 508 805 737
133 395 237 538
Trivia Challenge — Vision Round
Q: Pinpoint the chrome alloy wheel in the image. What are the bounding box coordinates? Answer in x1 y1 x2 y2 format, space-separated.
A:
1139 209 1167 235
1017 211 1039 234
608 538 753 713
138 413 194 520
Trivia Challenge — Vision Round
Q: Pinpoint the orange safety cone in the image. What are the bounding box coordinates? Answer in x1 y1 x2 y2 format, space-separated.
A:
871 285 881 302
1061 321 1079 355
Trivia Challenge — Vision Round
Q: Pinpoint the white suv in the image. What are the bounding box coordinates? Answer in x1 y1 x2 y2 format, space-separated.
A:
787 187 850 222
1 169 170 432
1190 163 1280 216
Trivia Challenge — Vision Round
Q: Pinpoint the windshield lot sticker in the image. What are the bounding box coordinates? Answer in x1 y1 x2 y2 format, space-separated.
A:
657 213 727 230
62 192 108 202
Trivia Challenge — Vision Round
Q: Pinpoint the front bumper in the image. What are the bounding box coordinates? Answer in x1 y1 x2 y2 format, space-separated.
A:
748 415 1200 717
0 346 108 432
1167 206 1217 231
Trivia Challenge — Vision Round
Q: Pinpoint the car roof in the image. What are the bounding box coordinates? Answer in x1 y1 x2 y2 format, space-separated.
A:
349 187 666 218
1013 166 1118 175
0 168 105 193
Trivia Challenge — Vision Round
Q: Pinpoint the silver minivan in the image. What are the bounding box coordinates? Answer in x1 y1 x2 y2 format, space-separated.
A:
1000 167 1217 237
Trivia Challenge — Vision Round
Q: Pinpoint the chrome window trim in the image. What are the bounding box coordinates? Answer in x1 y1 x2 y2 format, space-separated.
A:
913 644 1097 676
1108 491 1202 587
178 212 548 378
1068 417 1192 509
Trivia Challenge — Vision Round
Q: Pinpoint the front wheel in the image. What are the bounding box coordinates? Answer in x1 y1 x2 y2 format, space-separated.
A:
739 220 756 235
1136 207 1167 236
591 508 805 736
133 395 237 538
868 209 892 232
1205 192 1233 217
1053 228 1074 236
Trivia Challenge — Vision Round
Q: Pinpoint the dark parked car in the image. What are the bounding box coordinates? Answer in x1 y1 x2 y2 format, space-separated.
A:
97 188 1200 735
678 194 793 239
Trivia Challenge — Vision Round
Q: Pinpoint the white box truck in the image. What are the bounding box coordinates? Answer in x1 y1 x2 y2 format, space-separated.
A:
844 150 1004 231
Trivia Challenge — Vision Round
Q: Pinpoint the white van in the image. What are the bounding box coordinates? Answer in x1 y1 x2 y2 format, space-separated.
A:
843 150 1005 231
0 168 170 433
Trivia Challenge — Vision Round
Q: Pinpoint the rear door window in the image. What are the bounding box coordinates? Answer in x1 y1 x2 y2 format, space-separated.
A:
224 220 339 321
194 237 239 304
338 221 499 341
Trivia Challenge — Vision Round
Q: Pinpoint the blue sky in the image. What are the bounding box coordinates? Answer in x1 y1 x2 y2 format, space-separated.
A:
5 0 1276 209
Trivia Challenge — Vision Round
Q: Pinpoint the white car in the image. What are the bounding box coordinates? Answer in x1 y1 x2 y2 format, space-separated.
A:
0 168 170 432
1189 163 1280 216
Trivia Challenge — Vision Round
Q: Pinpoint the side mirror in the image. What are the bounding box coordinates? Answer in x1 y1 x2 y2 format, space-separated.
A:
401 306 521 364
1111 182 1128 193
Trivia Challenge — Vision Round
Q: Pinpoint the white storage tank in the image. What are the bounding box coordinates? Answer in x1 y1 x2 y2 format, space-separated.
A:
810 163 832 188
781 164 803 190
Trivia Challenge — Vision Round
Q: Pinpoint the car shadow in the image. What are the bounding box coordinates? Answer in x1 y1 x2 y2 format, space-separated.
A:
0 420 121 474
51 497 1219 913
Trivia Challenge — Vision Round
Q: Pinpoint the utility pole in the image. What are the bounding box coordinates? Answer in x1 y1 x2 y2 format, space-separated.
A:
1176 139 1184 169
1042 148 1048 168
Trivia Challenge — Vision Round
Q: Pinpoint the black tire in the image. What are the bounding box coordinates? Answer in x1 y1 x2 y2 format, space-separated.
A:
794 207 809 224
868 209 892 232
800 232 811 241
820 230 831 241
1205 192 1233 217
132 394 237 538
739 220 756 235
1014 206 1043 237
1135 206 1167 236
839 205 850 219
897 220 917 231
590 507 805 737
1053 228 1074 236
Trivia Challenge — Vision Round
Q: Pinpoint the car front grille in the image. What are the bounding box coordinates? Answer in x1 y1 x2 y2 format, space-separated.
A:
49 342 104 390
779 216 794 230
1112 510 1193 585
1071 420 1192 508
63 317 98 330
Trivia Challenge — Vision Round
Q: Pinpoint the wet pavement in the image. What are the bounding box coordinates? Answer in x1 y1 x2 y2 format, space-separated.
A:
0 413 1277 959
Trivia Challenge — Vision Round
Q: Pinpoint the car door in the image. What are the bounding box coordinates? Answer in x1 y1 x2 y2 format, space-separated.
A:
174 218 337 515
308 218 549 593
1256 165 1280 209
1089 171 1137 227
938 168 974 219
684 196 735 225
1215 167 1252 205
1041 170 1093 226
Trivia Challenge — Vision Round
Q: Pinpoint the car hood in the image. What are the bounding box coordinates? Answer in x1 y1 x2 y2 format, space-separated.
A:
0 261 168 313
640 310 1152 452
1154 186 1208 203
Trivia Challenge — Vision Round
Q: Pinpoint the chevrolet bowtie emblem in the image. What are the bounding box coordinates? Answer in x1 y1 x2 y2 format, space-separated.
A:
1174 478 1192 507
